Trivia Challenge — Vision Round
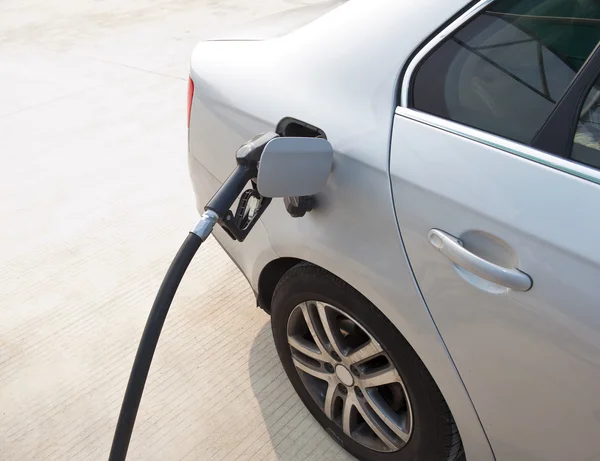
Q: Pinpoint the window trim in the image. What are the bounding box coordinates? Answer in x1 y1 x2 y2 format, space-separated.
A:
399 0 494 108
395 106 600 186
399 0 600 186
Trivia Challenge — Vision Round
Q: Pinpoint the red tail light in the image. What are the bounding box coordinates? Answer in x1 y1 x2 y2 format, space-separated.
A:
187 76 194 128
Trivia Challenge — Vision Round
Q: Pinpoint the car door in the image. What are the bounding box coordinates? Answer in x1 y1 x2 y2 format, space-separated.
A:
389 1 600 461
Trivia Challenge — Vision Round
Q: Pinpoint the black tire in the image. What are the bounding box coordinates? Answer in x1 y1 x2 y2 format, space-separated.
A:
270 262 464 461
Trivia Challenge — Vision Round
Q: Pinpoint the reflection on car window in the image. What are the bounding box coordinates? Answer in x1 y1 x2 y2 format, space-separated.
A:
412 0 600 145
572 76 600 168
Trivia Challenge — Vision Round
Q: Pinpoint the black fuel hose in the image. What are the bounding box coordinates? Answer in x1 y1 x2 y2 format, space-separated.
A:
108 232 203 461
107 132 276 460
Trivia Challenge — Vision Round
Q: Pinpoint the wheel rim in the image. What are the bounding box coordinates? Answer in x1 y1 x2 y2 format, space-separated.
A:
286 300 413 452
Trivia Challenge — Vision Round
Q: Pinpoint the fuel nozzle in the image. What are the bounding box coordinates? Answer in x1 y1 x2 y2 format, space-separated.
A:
235 132 280 165
204 132 279 242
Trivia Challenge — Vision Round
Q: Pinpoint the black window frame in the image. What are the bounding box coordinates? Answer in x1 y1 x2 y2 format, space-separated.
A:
404 1 600 163
532 42 600 159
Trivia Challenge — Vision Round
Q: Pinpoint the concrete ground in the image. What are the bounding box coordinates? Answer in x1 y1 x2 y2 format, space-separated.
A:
0 1 354 459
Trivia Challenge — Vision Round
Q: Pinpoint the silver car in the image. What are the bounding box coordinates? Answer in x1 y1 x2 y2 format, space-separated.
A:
187 1 600 460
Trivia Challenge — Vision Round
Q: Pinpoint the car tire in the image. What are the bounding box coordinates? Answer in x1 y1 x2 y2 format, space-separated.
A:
271 262 464 461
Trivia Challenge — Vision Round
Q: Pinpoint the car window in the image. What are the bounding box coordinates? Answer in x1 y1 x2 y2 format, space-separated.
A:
411 0 600 145
572 74 600 168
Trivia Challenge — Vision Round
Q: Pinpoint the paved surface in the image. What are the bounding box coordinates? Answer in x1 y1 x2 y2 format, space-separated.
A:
0 1 354 459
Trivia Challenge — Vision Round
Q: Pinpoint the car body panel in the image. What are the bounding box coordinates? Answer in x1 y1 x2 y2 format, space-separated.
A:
390 110 600 461
188 0 494 459
208 0 349 41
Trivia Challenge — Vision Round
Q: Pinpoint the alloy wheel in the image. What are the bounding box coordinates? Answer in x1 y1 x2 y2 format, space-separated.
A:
286 300 413 452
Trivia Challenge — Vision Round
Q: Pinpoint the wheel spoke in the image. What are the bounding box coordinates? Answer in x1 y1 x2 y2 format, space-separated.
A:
364 389 410 442
355 396 401 450
359 365 400 388
315 302 346 358
288 335 323 362
292 356 332 382
323 383 338 419
342 391 357 437
347 339 384 365
300 302 329 355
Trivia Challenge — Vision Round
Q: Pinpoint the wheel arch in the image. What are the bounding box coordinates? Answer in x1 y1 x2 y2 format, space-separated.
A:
259 257 406 322
258 258 421 360
259 257 426 359
257 257 302 314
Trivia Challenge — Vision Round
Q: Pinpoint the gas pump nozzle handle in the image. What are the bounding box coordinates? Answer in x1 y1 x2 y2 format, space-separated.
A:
204 164 254 217
204 131 279 218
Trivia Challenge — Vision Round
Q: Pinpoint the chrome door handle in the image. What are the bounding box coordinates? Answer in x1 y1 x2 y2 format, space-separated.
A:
428 229 532 292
